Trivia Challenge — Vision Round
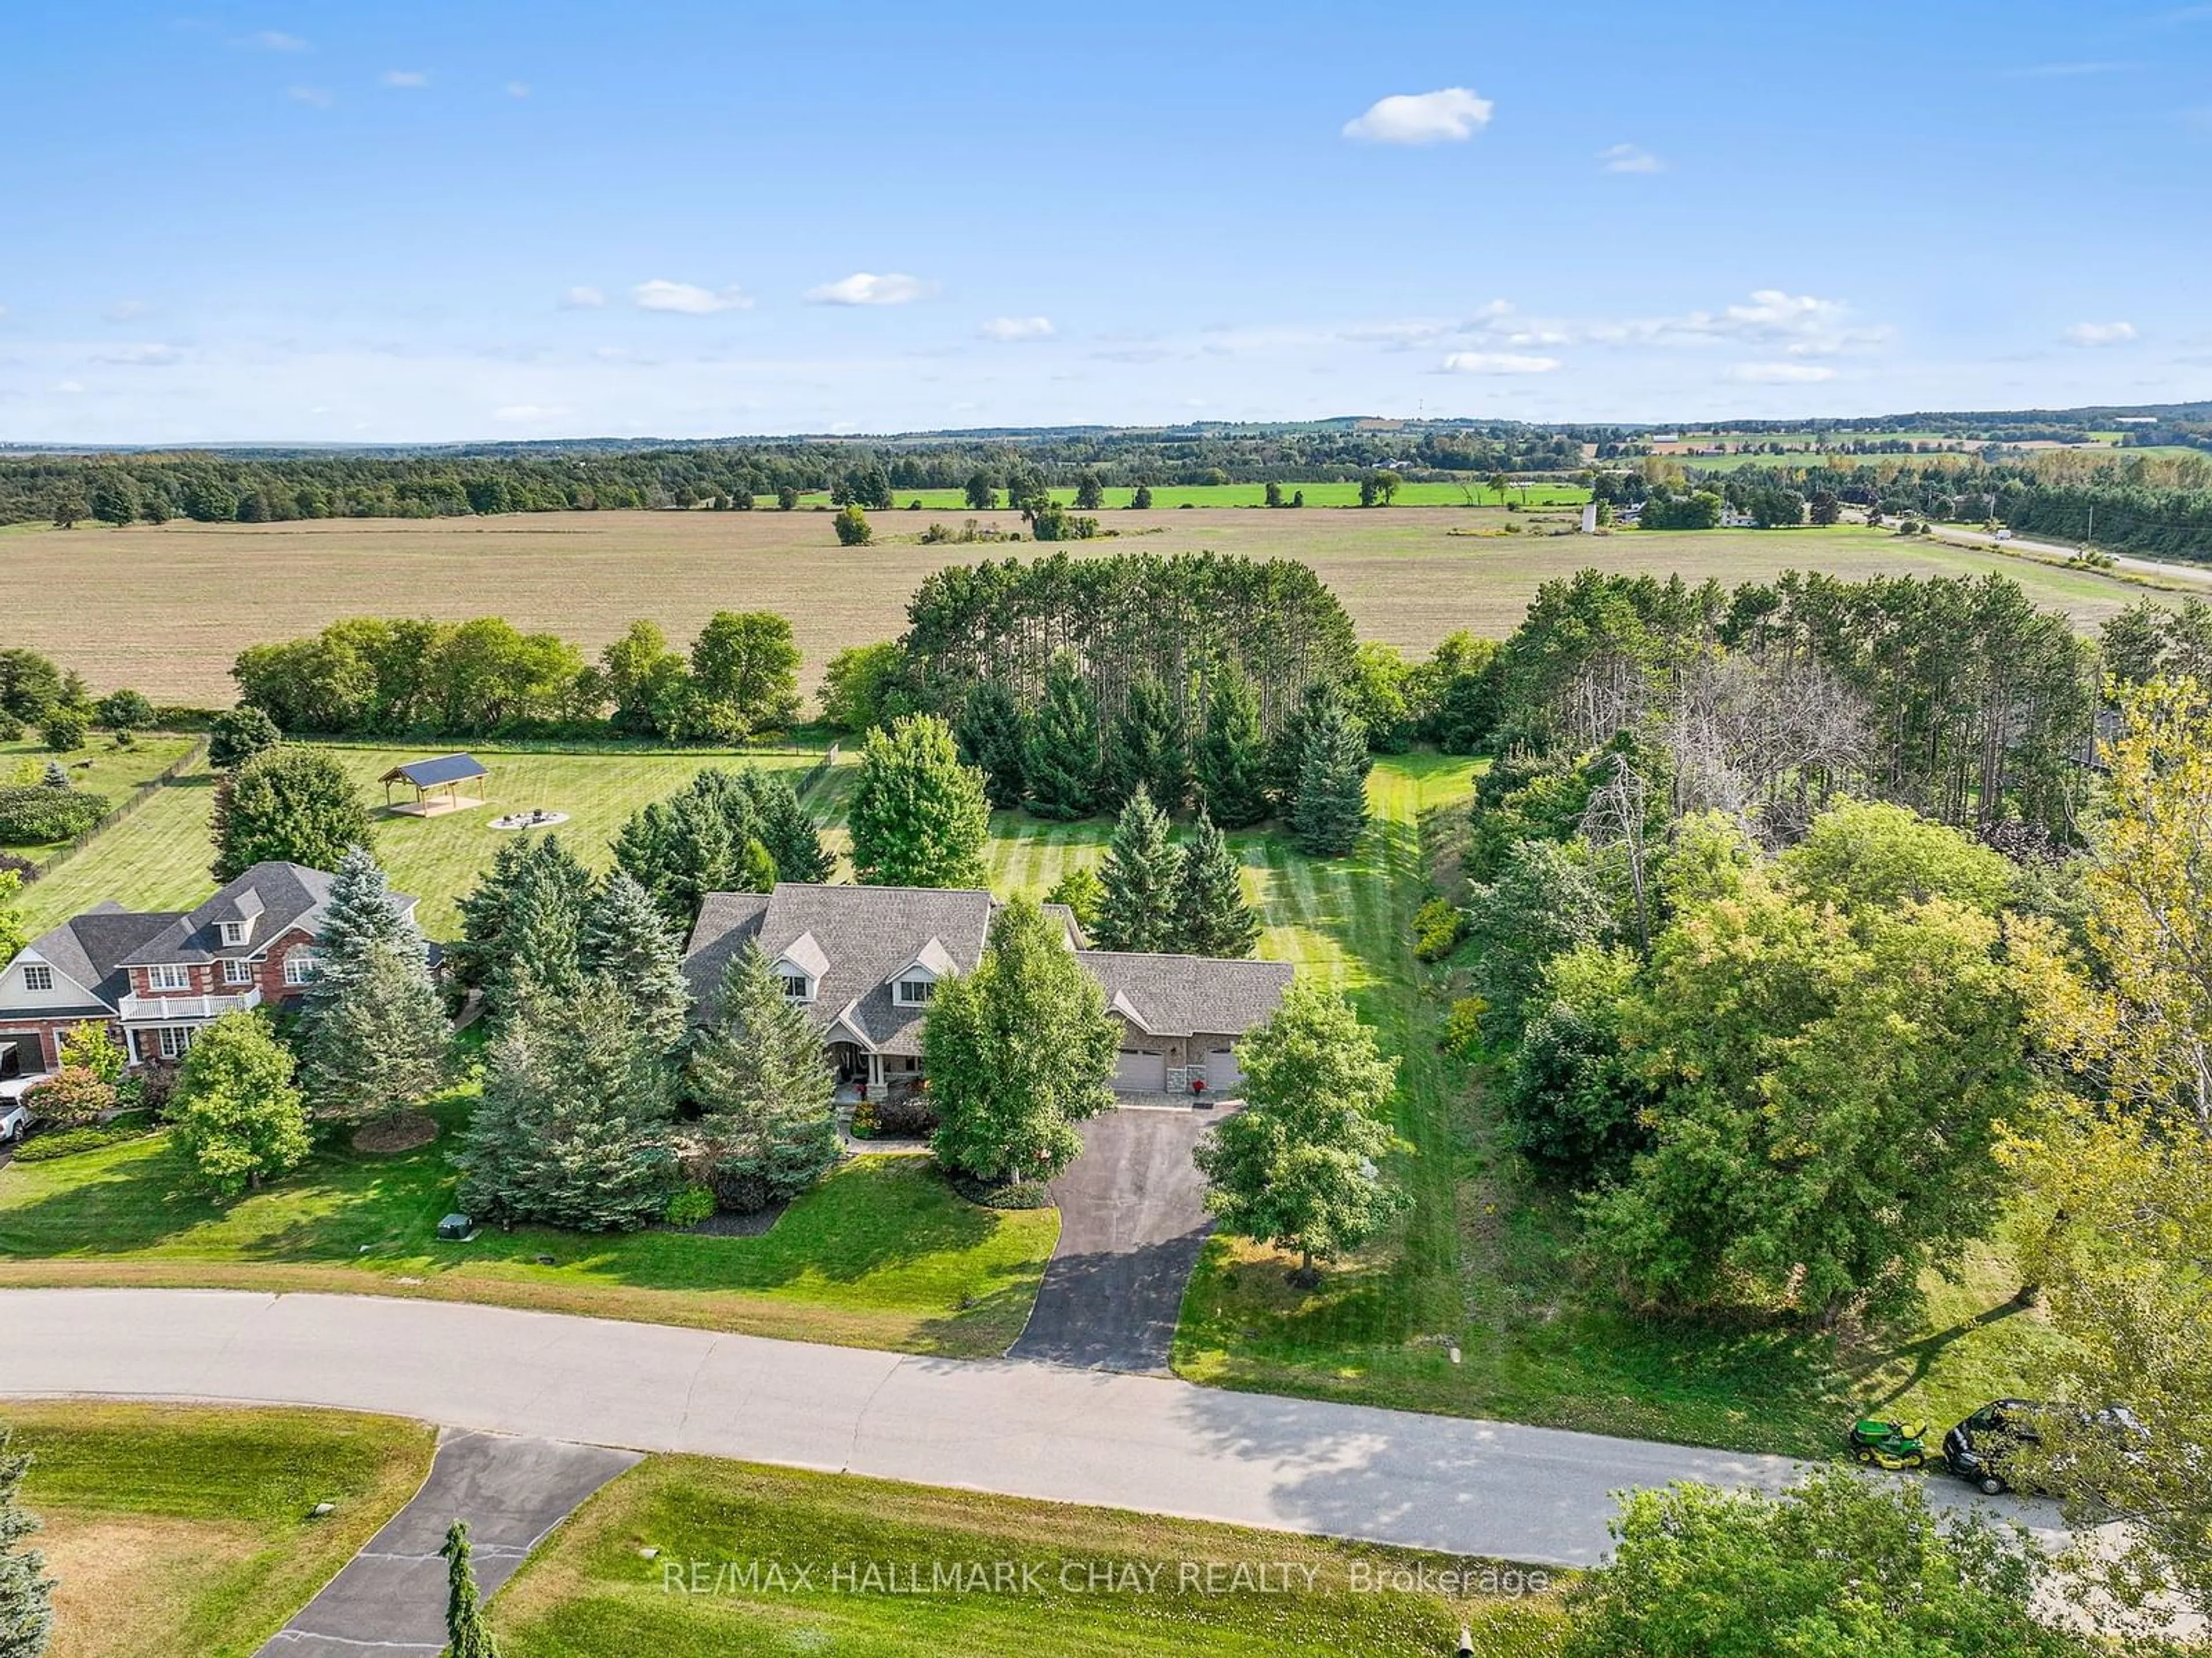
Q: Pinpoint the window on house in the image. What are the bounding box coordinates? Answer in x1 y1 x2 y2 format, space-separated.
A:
219 922 245 945
779 974 811 1001
147 964 190 993
20 965 53 993
222 960 252 987
282 951 318 987
157 1026 195 1059
894 977 935 1006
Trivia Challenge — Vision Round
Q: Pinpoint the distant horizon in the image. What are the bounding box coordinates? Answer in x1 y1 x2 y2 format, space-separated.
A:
2 399 2208 459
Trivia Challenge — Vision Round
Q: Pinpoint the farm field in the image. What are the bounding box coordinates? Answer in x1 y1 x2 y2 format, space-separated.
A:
14 741 831 939
770 479 1591 510
0 512 2155 710
2 1400 434 1658
489 1454 1559 1657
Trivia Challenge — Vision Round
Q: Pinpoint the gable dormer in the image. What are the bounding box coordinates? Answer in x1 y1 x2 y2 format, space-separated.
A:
217 889 265 950
774 931 830 1003
889 935 957 1007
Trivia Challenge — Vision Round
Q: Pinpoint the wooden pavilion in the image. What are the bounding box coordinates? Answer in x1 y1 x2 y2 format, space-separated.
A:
380 754 490 817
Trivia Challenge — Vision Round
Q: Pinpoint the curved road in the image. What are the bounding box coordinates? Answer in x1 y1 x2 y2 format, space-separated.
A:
0 1286 1801 1568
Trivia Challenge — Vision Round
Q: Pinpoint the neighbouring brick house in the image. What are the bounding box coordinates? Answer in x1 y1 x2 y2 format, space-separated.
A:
0 861 423 1088
680 882 1293 1098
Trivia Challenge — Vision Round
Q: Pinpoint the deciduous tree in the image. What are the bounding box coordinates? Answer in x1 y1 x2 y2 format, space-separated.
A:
207 705 281 770
924 896 1117 1184
1194 981 1403 1281
847 715 990 888
210 747 373 882
170 1012 312 1196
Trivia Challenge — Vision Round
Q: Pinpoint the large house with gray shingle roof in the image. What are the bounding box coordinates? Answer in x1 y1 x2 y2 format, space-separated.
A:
681 883 1293 1097
0 861 421 1092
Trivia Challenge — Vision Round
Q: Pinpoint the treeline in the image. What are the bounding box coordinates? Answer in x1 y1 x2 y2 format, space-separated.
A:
0 424 1589 527
1434 567 2097 843
233 613 801 741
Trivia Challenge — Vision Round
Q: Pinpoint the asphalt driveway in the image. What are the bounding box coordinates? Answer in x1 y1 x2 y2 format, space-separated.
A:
259 1429 638 1657
1009 1103 1222 1373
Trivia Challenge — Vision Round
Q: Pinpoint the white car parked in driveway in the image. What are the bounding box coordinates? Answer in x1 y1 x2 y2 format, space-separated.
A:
0 1101 29 1146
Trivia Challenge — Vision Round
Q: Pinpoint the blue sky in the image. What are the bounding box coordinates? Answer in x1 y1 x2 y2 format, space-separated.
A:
3 0 2209 443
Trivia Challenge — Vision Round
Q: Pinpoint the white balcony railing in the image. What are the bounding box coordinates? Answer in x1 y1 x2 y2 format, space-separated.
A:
117 987 263 1023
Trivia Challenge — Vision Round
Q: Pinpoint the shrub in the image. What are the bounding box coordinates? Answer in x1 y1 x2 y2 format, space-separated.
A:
116 1061 180 1118
94 689 155 730
1443 995 1486 1059
1412 896 1470 962
22 1064 118 1129
0 783 111 843
0 851 33 878
12 1111 155 1162
663 1184 717 1227
832 504 872 546
41 709 89 752
870 1090 939 1138
207 705 282 769
59 1021 127 1084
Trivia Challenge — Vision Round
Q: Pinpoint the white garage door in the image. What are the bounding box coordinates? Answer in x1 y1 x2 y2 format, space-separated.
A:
1205 1045 1243 1093
1113 1049 1166 1092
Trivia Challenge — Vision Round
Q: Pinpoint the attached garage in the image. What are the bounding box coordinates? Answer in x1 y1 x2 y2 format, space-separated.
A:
1113 1048 1167 1092
1202 1044 1243 1095
0 1031 46 1081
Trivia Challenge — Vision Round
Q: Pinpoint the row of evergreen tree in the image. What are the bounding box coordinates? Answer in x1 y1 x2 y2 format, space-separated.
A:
609 767 831 930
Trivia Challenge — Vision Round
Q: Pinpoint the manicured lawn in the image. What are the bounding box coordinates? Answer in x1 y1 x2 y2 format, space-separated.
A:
0 1094 1056 1357
1170 755 2070 1460
2 1401 433 1658
490 1454 1562 1657
16 740 832 939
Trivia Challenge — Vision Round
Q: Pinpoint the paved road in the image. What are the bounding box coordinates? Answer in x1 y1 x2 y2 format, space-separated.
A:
260 1429 638 1657
1 1287 1806 1568
1932 525 2212 592
1010 1104 1221 1373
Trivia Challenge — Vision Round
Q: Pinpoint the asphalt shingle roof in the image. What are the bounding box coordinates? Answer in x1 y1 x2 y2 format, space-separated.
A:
1074 951 1294 1038
117 862 418 967
681 884 1287 1055
10 901 185 1015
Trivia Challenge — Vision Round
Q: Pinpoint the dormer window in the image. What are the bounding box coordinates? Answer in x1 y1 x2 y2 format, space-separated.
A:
219 921 247 947
779 972 813 1002
895 976 936 1006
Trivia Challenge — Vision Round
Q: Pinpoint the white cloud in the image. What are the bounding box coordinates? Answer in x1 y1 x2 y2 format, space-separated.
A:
506 80 531 98
559 285 607 309
243 30 308 51
979 315 1054 341
381 70 429 88
105 299 151 321
805 272 929 306
1342 87 1493 145
101 343 179 367
1586 289 1883 357
1441 351 1561 375
1730 361 1838 383
287 85 334 107
1600 143 1664 174
493 403 573 422
632 279 752 315
2065 320 2138 347
52 380 84 394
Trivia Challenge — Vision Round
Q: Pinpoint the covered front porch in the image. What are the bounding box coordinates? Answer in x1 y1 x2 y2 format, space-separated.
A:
827 1039 926 1104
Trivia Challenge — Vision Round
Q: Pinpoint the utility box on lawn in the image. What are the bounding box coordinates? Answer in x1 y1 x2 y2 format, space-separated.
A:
436 1213 473 1241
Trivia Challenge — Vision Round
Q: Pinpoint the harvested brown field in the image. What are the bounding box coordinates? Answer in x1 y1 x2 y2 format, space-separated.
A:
0 509 2150 705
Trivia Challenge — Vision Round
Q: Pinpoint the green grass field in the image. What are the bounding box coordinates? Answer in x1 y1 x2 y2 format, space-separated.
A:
14 741 830 939
2 1401 433 1658
768 480 1590 512
0 1093 1055 1355
490 1454 1561 1657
